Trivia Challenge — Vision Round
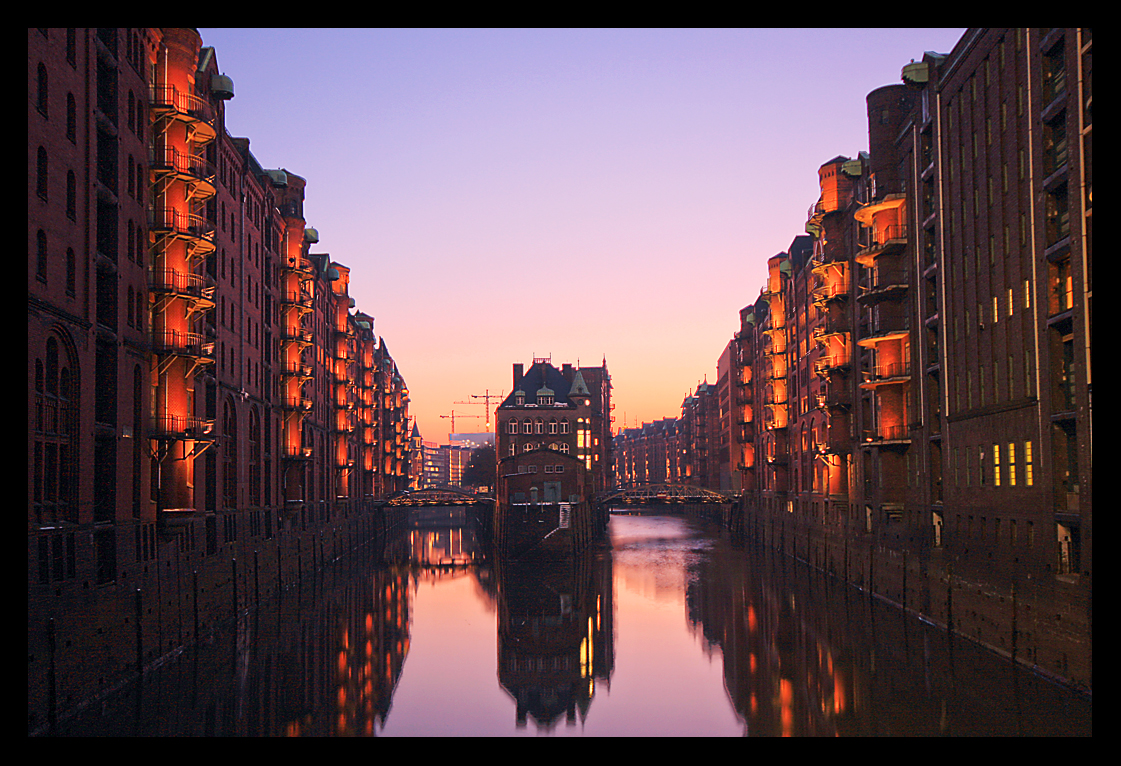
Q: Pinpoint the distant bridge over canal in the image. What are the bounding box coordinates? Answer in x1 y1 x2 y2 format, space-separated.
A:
596 484 736 510
386 486 494 507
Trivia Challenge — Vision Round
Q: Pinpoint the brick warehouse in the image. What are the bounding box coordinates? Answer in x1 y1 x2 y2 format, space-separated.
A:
29 28 413 731
727 28 1090 691
614 28 1091 692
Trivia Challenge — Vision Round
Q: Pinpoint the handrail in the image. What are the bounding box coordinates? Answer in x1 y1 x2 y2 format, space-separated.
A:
149 85 214 124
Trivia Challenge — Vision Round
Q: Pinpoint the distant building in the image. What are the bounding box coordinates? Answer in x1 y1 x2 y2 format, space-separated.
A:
492 357 612 556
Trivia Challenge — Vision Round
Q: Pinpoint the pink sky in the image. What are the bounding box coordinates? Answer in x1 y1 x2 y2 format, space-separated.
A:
198 28 966 444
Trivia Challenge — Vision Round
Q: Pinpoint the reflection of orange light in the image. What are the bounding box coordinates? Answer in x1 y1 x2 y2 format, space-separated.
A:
749 653 757 673
834 671 846 714
747 605 757 632
338 651 347 673
366 613 373 633
781 678 794 737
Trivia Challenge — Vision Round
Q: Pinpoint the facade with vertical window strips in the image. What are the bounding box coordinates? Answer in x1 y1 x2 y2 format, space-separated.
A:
29 28 412 731
731 28 1090 690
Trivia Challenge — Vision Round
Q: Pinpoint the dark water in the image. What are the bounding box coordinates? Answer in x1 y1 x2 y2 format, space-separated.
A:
48 511 1091 736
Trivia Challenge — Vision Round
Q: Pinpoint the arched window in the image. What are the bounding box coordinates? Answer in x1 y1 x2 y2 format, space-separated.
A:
37 146 48 200
37 62 48 116
33 333 78 526
560 419 570 434
37 229 48 282
66 249 75 295
535 418 544 434
66 170 76 219
66 92 76 143
223 399 238 510
548 419 558 434
507 419 518 434
249 407 261 506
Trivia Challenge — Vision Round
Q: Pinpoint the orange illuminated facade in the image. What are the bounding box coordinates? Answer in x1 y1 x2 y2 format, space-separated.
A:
29 28 412 730
728 28 1091 690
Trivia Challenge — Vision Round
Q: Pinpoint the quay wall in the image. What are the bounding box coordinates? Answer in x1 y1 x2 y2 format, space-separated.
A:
735 500 1092 693
27 502 407 734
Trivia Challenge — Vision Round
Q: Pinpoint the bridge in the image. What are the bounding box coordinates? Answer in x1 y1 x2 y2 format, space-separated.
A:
596 484 736 509
386 486 495 507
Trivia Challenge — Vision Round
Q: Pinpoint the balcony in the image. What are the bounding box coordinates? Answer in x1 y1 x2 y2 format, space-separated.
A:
858 268 910 305
861 424 911 446
279 289 314 311
149 85 217 144
149 144 216 201
149 267 216 309
281 325 314 345
279 361 314 380
857 314 911 347
149 207 216 257
860 361 912 389
279 394 314 412
150 413 215 441
150 328 215 361
812 276 850 305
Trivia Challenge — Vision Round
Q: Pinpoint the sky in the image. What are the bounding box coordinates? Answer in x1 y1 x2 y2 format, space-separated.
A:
197 27 966 445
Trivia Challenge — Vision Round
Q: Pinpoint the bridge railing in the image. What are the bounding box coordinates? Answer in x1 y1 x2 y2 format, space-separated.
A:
596 484 735 506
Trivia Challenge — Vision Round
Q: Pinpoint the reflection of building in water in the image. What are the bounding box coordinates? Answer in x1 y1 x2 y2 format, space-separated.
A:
406 511 483 568
495 552 614 730
278 565 412 737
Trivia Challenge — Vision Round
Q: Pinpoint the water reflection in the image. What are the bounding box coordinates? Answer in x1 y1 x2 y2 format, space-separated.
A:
48 510 1090 736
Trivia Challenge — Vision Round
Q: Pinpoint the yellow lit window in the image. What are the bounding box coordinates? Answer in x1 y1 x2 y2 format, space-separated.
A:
993 444 1001 486
1025 440 1034 486
1008 442 1016 486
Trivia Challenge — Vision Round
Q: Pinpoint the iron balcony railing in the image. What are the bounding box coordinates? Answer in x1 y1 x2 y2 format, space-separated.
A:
150 413 214 440
149 206 216 241
149 85 214 125
149 267 215 299
149 144 216 185
150 328 215 359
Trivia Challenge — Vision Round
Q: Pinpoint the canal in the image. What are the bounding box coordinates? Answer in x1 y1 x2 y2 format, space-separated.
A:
49 510 1091 736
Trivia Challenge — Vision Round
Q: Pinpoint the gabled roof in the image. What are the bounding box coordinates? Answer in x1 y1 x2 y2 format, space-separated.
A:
499 361 577 408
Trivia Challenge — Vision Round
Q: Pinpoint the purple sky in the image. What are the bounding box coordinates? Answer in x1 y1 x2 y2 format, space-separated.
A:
197 28 966 444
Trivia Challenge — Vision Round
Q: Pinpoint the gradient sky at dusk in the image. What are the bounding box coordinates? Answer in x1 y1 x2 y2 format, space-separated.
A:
197 28 966 444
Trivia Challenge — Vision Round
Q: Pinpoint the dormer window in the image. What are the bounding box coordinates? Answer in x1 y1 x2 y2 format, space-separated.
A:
515 394 524 406
540 394 554 405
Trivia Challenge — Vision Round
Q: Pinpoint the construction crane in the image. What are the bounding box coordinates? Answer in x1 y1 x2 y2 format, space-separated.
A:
468 390 505 432
440 410 483 434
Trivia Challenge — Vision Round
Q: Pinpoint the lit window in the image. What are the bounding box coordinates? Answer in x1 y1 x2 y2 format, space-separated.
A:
1024 440 1034 485
993 444 1001 486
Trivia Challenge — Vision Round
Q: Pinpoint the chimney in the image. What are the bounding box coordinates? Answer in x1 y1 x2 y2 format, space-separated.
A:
513 363 523 387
